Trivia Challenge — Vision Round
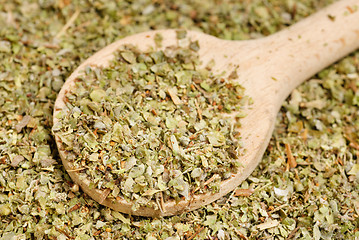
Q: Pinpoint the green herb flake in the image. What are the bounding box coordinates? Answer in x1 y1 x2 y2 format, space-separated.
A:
55 33 248 210
1 1 358 239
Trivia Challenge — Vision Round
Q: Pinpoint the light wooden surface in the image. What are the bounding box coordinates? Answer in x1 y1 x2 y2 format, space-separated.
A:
53 0 359 217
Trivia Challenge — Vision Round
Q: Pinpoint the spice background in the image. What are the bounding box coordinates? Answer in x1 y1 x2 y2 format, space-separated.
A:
0 0 358 239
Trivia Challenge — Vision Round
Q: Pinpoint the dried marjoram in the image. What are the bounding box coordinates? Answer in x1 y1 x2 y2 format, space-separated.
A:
53 32 248 210
2 1 358 239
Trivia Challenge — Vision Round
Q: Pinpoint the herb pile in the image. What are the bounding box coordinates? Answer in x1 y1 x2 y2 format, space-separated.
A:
53 32 247 210
1 0 358 239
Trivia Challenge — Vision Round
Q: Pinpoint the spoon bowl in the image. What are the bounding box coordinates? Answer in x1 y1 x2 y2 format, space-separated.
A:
53 0 359 217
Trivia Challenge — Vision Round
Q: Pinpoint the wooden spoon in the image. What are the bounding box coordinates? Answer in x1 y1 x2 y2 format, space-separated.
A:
53 0 359 217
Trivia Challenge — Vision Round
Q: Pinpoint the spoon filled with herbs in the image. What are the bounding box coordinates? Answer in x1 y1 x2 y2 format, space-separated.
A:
53 0 359 217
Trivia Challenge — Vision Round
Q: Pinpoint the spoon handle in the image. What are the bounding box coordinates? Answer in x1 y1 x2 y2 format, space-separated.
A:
267 0 359 103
